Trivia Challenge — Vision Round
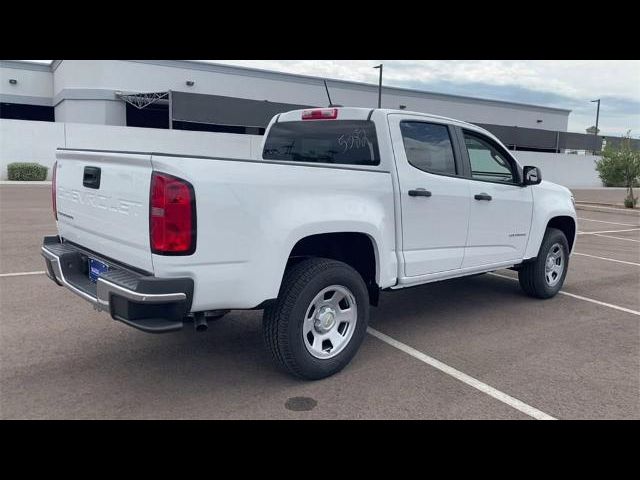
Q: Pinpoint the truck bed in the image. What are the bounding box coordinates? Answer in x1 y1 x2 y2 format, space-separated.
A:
54 148 397 311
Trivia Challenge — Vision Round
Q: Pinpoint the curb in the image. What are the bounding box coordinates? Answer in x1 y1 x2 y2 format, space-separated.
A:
575 201 626 208
575 204 640 216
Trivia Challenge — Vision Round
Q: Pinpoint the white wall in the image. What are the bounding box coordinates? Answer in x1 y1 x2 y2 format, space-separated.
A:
55 99 126 125
0 119 261 180
513 151 603 188
0 64 53 100
0 119 64 178
64 122 261 159
2 119 601 187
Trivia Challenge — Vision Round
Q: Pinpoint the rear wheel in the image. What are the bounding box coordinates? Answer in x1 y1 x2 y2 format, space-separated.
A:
518 227 569 299
263 258 369 380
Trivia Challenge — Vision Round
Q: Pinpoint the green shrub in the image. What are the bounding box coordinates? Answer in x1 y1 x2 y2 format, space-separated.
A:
7 163 48 181
595 131 640 207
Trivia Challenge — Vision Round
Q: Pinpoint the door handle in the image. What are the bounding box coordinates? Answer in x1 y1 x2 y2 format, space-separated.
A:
83 166 101 189
408 188 432 197
474 193 492 201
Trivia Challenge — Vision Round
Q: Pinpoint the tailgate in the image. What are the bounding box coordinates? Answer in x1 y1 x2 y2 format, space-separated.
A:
55 149 154 273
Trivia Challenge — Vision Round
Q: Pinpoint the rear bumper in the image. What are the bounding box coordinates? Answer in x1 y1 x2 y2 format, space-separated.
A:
41 236 193 333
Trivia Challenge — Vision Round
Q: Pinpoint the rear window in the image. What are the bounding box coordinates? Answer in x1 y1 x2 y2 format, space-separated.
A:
263 120 380 166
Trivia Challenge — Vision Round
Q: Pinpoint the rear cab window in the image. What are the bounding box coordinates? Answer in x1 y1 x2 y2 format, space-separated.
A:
263 120 380 166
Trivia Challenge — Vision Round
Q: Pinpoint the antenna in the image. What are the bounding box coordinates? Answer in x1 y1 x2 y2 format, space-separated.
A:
323 80 334 107
323 80 342 107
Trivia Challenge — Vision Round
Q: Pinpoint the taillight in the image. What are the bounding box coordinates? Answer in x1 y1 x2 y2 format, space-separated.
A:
302 108 338 120
52 161 57 221
150 172 196 255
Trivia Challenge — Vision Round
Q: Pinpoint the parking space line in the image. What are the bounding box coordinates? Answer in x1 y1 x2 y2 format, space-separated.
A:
367 327 556 420
488 272 640 317
578 228 640 235
557 290 640 316
577 217 639 227
0 271 45 278
591 233 640 243
573 252 640 267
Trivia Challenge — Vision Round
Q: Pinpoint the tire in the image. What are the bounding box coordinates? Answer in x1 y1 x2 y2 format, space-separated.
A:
518 227 570 299
263 258 370 380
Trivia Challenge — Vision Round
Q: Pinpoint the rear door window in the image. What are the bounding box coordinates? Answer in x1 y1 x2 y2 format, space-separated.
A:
399 121 457 175
263 120 380 166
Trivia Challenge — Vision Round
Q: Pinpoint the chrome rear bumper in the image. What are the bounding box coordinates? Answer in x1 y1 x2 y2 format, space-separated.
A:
41 236 193 333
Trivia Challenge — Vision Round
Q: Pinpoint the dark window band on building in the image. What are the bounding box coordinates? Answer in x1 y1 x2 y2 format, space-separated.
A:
125 102 169 129
173 121 265 135
170 92 311 130
0 103 54 122
123 91 306 135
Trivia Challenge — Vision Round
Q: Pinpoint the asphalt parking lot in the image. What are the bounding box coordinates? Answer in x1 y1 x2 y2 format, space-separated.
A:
1 184 638 419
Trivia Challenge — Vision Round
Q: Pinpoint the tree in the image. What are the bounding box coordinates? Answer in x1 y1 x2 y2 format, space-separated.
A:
595 131 640 208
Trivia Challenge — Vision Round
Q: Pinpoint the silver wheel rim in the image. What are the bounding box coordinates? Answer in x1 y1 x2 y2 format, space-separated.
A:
303 285 357 359
544 242 565 287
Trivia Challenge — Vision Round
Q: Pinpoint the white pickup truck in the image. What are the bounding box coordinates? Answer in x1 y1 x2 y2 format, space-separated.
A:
42 107 577 379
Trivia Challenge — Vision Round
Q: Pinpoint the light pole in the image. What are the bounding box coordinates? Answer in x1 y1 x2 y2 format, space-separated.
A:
373 64 383 108
591 99 600 136
591 99 601 154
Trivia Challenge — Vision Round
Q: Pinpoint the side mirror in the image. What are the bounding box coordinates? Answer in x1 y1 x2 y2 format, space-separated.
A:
523 166 542 186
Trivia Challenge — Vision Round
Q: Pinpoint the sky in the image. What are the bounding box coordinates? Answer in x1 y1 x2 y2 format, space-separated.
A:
19 60 640 137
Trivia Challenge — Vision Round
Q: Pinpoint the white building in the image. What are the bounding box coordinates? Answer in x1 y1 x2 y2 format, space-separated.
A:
0 60 607 187
2 60 570 139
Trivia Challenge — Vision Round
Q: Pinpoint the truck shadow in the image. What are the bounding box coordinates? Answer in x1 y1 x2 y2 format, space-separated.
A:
371 272 527 329
10 271 571 419
71 273 529 379
4 272 538 419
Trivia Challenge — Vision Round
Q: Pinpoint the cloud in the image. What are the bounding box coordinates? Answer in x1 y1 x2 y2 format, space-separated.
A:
209 60 640 102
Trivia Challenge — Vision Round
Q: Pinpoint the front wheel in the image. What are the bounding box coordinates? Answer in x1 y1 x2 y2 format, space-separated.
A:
518 227 569 299
263 258 370 380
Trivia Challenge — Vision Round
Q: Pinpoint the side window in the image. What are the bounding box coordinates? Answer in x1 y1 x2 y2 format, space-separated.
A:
400 121 456 175
463 131 517 183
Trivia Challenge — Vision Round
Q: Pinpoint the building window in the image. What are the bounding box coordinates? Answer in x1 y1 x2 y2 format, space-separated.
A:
125 103 169 129
0 103 54 122
172 121 265 135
